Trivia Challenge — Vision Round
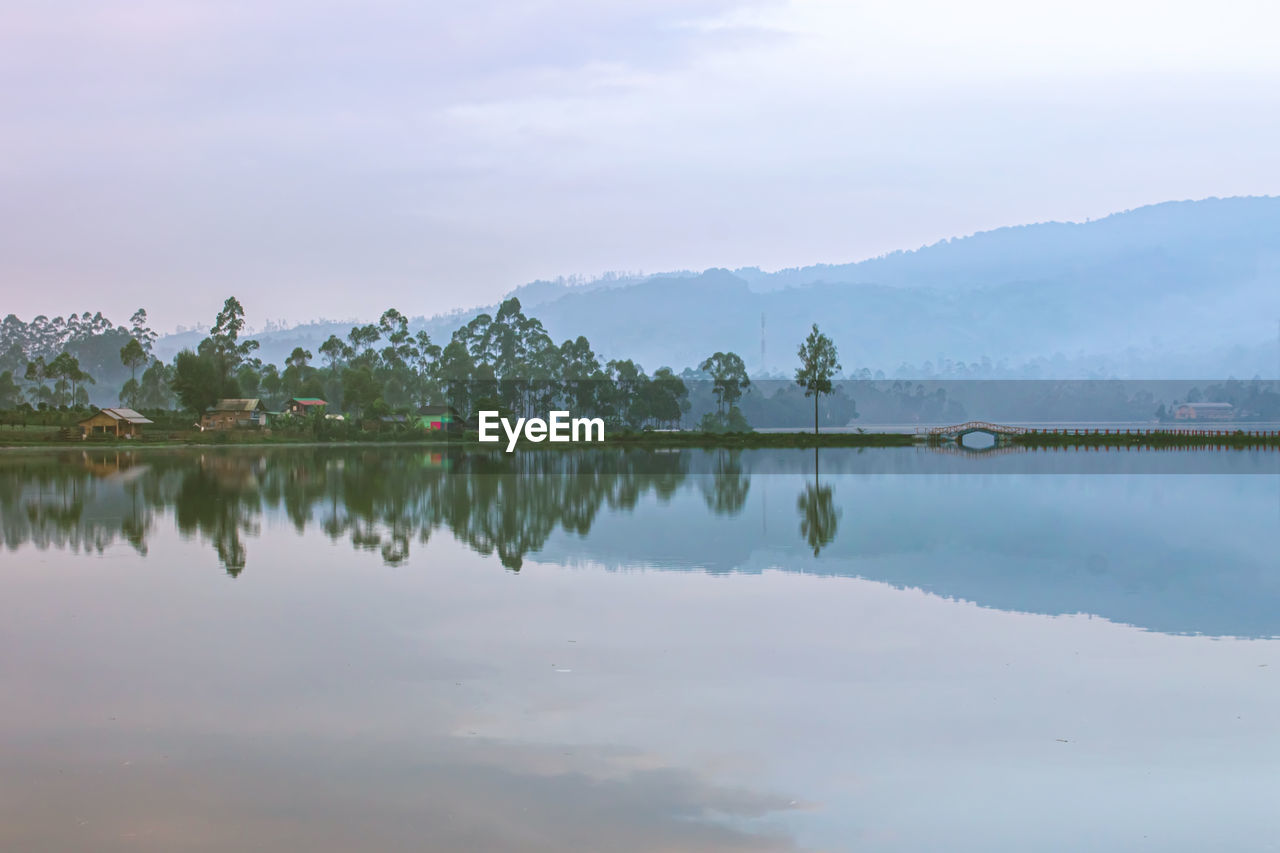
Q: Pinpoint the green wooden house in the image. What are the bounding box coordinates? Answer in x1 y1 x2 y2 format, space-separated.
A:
413 405 464 432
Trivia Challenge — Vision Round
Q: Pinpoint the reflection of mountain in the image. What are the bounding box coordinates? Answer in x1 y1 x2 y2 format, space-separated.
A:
4 447 1277 638
539 460 1280 639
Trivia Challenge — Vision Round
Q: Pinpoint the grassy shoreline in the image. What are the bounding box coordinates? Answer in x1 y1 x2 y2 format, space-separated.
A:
1011 430 1280 448
3 427 1279 452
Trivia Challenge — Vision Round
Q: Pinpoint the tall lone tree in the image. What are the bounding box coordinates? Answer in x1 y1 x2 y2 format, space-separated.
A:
205 296 259 384
119 337 148 407
795 324 840 435
129 308 157 357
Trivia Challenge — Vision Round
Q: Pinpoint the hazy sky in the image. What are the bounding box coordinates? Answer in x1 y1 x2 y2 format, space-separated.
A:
3 0 1279 331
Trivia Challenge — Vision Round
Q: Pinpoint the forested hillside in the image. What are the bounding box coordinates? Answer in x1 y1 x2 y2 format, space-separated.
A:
4 197 1277 415
148 196 1280 379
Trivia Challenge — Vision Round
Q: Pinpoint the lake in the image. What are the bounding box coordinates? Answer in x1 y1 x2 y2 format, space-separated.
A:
2 445 1278 852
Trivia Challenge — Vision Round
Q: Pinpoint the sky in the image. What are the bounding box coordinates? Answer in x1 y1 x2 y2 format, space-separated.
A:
2 0 1279 332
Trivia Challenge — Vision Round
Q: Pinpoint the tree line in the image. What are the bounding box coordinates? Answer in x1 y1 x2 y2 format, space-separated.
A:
166 296 705 429
0 309 169 410
1 296 851 433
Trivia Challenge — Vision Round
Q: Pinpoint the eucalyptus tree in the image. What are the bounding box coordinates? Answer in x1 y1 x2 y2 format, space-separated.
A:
120 338 147 383
168 296 256 412
0 315 26 363
47 351 93 407
72 358 95 406
450 302 561 412
202 296 260 387
65 311 115 341
436 339 476 416
372 309 417 408
647 367 690 428
0 341 24 376
23 357 50 405
341 365 380 421
698 351 750 417
47 353 72 407
487 298 556 414
492 298 528 372
172 349 228 414
604 359 648 428
378 309 409 346
282 347 316 397
25 315 61 356
285 346 313 371
411 330 442 407
129 309 157 357
0 371 19 409
319 335 350 371
137 360 175 408
318 334 353 406
119 338 148 405
559 335 603 416
794 323 841 434
210 297 246 342
346 324 381 363
457 312 494 367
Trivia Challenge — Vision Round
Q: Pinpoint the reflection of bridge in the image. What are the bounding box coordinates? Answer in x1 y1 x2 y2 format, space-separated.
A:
924 442 1027 457
916 421 1028 443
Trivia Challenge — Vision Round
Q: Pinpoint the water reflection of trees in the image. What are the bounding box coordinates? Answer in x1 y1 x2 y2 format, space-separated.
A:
0 451 162 556
1 449 690 575
173 457 263 576
797 448 840 556
700 449 750 515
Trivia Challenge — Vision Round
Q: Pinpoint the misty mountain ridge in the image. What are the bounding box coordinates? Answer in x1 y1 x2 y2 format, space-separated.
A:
154 196 1280 379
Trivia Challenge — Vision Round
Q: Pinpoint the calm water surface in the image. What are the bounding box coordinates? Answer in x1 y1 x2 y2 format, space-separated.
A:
2 446 1278 852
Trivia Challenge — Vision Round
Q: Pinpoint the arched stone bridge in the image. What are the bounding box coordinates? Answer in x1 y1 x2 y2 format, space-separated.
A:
917 421 1028 443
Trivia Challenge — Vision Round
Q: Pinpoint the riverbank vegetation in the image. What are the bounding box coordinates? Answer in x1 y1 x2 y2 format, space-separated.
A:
4 298 1279 441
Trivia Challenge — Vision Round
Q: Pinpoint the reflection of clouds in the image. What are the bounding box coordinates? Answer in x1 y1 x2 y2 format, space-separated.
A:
7 499 1280 850
0 734 802 852
1 530 805 850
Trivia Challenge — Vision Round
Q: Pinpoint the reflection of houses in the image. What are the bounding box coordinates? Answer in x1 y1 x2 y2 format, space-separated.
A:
78 450 148 480
201 399 268 430
198 453 263 490
420 451 449 469
1174 402 1235 420
77 407 154 439
285 397 327 415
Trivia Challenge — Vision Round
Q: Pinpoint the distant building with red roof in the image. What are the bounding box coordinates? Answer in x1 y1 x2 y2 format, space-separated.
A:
285 397 328 415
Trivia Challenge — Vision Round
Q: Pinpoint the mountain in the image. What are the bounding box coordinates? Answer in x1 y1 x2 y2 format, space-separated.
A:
155 196 1280 378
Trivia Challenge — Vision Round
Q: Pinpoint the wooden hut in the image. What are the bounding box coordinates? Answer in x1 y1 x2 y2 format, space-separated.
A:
77 407 154 439
201 399 268 430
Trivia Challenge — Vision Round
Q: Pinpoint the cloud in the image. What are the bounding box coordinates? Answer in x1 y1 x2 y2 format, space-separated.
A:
1 1 1278 330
